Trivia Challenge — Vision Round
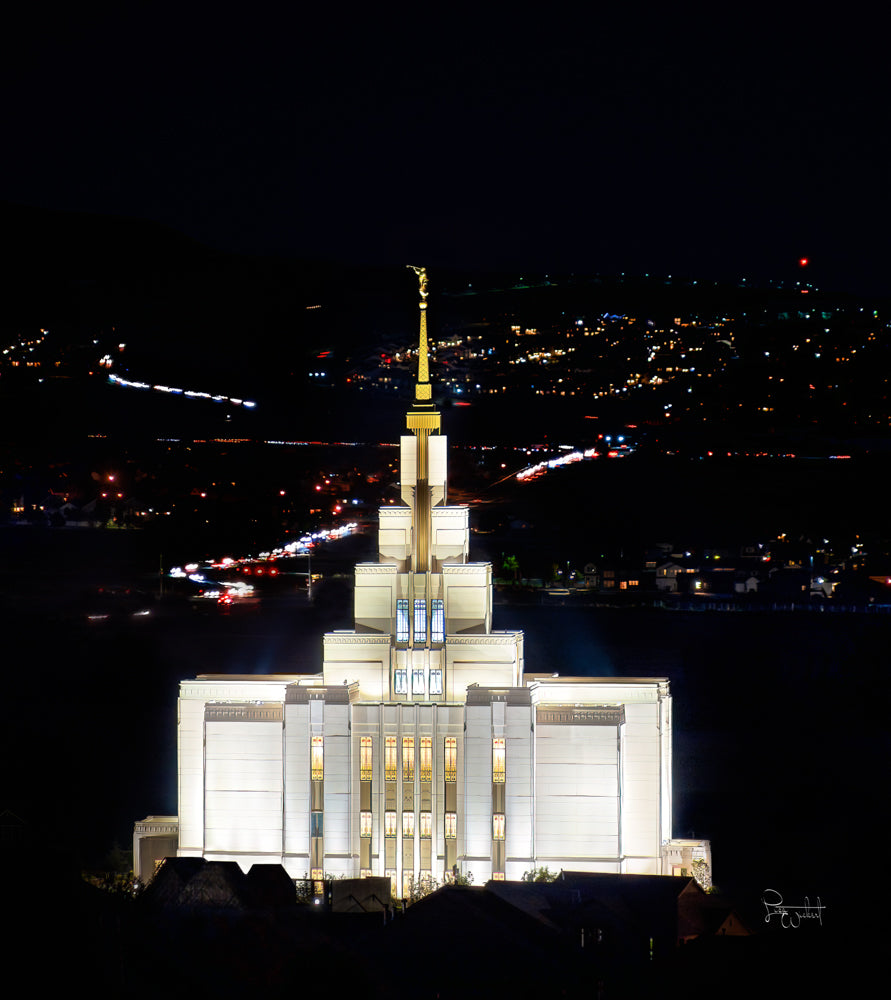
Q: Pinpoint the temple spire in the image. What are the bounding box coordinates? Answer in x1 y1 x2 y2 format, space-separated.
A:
407 265 432 402
404 266 440 572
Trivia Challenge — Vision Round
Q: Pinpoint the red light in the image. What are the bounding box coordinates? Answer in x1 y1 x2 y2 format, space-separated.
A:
799 257 809 267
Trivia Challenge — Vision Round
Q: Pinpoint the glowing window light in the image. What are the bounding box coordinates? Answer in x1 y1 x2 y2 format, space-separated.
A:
493 813 505 841
360 811 372 837
403 737 415 782
413 599 427 643
360 736 373 781
396 599 410 643
444 812 457 839
311 737 324 781
420 737 432 781
385 737 397 782
444 738 457 782
493 738 506 783
311 811 323 838
429 669 443 696
420 811 432 838
431 599 444 643
385 811 397 837
412 668 426 695
402 811 415 837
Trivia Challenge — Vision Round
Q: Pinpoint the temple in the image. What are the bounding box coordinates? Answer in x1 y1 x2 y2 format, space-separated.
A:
136 268 707 891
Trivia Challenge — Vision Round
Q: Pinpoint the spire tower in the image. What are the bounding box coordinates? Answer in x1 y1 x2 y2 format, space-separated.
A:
405 266 441 572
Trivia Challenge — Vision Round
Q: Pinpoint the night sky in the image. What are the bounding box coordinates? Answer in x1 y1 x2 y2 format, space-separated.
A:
3 5 889 293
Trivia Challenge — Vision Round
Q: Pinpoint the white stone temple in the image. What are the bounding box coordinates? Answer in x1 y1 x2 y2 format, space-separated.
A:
135 268 708 891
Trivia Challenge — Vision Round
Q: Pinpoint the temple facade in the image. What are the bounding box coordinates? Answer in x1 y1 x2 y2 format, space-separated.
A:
140 269 704 891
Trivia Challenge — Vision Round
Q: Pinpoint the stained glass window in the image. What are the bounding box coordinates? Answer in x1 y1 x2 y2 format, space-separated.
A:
311 736 324 781
431 599 444 643
493 737 506 783
420 737 432 781
396 599 410 643
360 736 373 781
444 737 457 782
444 812 457 839
413 598 427 643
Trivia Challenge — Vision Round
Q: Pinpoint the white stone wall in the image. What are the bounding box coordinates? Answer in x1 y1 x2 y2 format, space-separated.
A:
283 702 310 872
505 704 534 879
322 701 352 876
534 722 620 866
204 714 283 857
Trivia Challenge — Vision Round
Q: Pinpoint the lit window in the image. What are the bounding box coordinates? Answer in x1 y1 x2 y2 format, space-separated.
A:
420 811 432 838
413 599 427 643
493 813 505 840
360 869 372 879
311 736 324 781
412 668 425 695
403 811 415 837
360 811 372 838
493 738 505 783
394 669 407 694
431 599 444 643
385 736 397 782
360 736 373 782
493 872 505 881
311 811 324 838
385 869 396 894
420 737 432 781
444 738 457 782
403 737 415 781
429 669 442 696
311 868 324 896
396 599 410 643
444 812 457 839
385 811 397 837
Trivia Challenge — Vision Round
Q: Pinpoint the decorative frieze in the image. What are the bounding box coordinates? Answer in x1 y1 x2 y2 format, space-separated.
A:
535 705 625 726
205 704 283 722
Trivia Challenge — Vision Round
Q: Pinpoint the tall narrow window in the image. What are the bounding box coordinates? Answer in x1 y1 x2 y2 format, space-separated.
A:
396 599 410 643
493 738 506 783
402 811 415 837
360 811 372 838
311 811 324 838
412 668 425 695
360 736 373 782
385 736 397 782
431 599 445 643
413 598 427 643
444 812 457 839
385 811 397 837
493 813 505 840
394 669 407 694
420 737 432 781
311 736 324 781
429 669 442 696
402 737 415 782
419 811 432 838
444 737 457 782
